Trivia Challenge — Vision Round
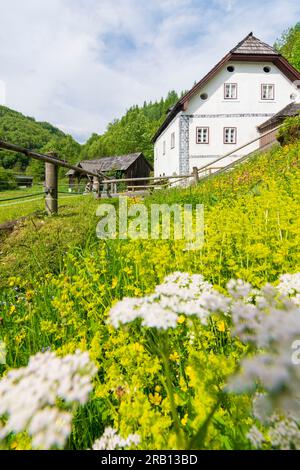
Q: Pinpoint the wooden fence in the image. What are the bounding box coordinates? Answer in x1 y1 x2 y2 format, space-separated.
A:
0 124 280 215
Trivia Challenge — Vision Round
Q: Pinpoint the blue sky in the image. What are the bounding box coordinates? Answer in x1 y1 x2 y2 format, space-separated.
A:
0 0 299 142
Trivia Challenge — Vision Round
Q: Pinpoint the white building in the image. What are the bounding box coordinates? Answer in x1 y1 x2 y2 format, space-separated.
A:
153 33 300 178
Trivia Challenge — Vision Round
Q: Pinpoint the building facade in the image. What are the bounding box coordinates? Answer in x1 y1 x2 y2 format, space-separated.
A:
153 33 300 177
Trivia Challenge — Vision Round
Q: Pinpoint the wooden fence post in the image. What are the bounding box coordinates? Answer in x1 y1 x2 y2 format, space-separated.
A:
45 152 58 215
192 167 199 185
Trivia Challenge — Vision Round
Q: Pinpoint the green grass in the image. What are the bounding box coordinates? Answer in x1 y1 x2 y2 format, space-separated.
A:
0 141 300 449
0 184 89 224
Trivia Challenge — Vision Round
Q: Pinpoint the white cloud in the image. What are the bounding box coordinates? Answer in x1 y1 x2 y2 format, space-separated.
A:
0 0 299 142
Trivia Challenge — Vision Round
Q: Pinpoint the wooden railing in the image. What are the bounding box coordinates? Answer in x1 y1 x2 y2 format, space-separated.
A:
0 124 281 214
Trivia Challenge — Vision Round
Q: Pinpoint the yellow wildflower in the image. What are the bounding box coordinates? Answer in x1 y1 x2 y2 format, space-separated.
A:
217 321 226 332
132 343 144 353
186 365 197 388
25 290 34 302
111 278 118 289
169 352 180 362
9 305 16 315
177 315 185 324
149 392 162 406
123 266 132 275
181 414 188 426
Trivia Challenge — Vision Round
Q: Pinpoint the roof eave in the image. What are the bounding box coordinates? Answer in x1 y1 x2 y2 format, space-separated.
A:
152 45 300 143
152 102 183 143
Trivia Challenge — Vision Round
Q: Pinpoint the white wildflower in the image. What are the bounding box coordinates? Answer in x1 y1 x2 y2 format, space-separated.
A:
140 304 178 330
108 272 229 329
228 274 300 421
0 350 97 449
227 279 252 299
29 408 72 450
247 425 265 448
249 403 300 450
108 297 144 328
269 416 300 450
92 427 140 450
277 273 300 306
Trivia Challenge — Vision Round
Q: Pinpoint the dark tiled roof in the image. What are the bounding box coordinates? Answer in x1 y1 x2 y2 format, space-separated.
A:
66 153 152 176
231 32 279 55
258 102 300 131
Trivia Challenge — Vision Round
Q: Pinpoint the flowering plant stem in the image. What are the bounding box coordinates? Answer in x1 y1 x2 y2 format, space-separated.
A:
187 397 221 450
159 342 185 449
147 331 185 449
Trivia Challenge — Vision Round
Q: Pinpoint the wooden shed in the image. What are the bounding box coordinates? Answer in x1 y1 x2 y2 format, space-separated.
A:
15 175 34 188
66 152 153 191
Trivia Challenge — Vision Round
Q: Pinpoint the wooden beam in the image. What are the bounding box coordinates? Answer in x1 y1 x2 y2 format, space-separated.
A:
0 140 106 179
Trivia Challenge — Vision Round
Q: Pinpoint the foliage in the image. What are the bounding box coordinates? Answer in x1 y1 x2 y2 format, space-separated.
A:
275 22 300 71
277 115 300 146
0 106 81 176
0 168 17 191
81 91 180 164
0 89 180 181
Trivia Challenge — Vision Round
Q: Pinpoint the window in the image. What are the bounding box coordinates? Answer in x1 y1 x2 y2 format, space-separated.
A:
171 132 175 149
227 65 235 73
200 93 208 100
163 140 166 155
196 127 209 144
224 83 237 99
261 84 274 100
224 127 237 144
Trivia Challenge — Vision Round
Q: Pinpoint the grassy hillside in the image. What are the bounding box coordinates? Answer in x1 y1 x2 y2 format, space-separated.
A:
0 136 299 449
0 105 81 177
2 137 299 283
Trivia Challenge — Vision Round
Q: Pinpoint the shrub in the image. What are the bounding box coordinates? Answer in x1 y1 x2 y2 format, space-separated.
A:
277 115 300 146
0 168 17 191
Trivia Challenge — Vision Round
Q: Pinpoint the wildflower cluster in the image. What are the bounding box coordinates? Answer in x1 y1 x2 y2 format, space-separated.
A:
248 409 300 450
92 427 140 450
277 273 300 307
0 350 97 449
228 278 300 422
109 270 300 449
109 272 229 329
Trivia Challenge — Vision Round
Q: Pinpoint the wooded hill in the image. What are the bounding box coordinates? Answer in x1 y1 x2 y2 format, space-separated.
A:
0 105 81 178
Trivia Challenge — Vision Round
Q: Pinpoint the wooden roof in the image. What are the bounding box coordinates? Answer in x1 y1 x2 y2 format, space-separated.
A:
153 33 300 142
66 152 152 176
257 102 300 131
231 32 278 55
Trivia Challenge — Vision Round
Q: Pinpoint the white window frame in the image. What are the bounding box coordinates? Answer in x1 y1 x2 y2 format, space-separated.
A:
224 83 238 100
171 132 175 149
224 127 237 144
196 127 209 144
261 84 275 100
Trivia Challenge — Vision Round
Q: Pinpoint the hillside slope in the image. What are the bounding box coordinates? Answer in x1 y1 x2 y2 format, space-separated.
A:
0 137 299 450
1 137 299 286
0 105 81 176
